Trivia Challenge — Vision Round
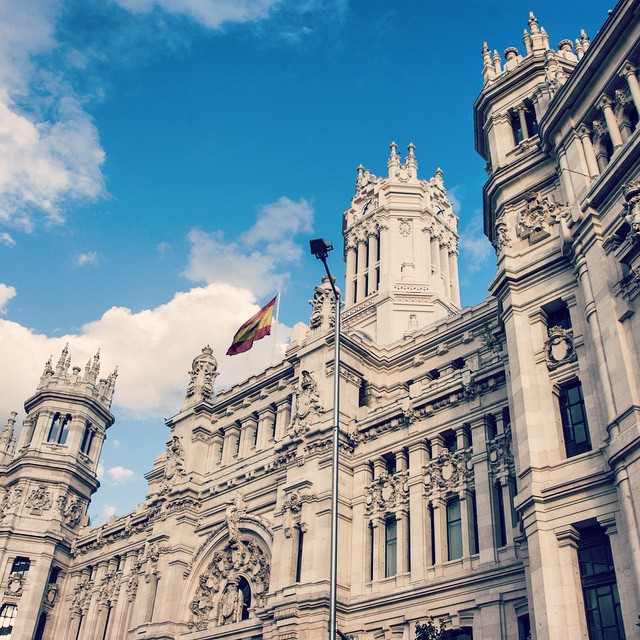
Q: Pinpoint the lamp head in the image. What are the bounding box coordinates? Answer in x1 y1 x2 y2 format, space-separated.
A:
309 238 333 260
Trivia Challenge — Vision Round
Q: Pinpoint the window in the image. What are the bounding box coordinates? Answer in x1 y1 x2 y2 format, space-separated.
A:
443 431 457 453
470 492 479 555
295 526 304 583
47 413 70 445
517 614 531 640
384 517 397 577
359 379 369 407
237 577 251 621
578 526 626 640
34 612 47 640
447 498 463 560
559 380 591 457
9 557 30 579
428 503 436 566
79 422 94 456
493 482 507 548
382 453 396 475
368 521 374 581
0 604 17 638
547 304 572 331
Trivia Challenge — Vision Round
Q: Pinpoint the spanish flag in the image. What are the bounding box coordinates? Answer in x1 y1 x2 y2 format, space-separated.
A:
226 296 277 356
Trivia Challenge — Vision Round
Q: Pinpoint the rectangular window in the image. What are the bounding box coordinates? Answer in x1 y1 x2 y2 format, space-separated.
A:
578 526 626 640
493 482 507 547
368 521 374 582
79 422 94 456
47 413 70 445
470 492 479 555
385 518 397 577
10 557 30 578
447 499 463 560
559 380 592 457
429 503 436 566
295 527 304 583
0 603 17 638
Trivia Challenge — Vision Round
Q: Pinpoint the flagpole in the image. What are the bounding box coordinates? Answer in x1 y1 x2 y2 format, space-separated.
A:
270 292 281 366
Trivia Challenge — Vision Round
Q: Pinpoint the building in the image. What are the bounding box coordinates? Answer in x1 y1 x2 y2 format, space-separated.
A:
0 1 639 638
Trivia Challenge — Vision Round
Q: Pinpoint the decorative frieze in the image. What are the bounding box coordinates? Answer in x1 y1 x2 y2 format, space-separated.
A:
422 448 473 500
25 484 52 515
364 470 409 516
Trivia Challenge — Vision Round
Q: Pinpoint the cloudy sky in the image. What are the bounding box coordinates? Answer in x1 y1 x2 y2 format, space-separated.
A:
0 0 612 523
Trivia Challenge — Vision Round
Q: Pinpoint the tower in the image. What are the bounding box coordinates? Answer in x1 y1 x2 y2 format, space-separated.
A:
474 7 640 640
342 142 461 345
0 346 116 639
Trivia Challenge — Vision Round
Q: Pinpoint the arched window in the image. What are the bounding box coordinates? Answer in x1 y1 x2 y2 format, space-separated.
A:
47 413 70 445
237 577 251 621
79 422 94 456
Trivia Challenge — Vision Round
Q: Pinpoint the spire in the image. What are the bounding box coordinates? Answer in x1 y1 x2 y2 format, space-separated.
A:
482 42 496 82
580 29 590 52
55 344 69 376
528 12 549 52
406 143 417 174
523 29 532 55
492 49 502 74
0 412 16 454
184 346 219 408
387 141 400 177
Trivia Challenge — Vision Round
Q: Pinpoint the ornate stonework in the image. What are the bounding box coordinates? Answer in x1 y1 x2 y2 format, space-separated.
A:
188 538 270 631
309 275 337 332
364 471 409 516
517 191 569 240
545 327 577 370
423 449 473 500
25 484 53 515
622 180 640 242
289 371 324 437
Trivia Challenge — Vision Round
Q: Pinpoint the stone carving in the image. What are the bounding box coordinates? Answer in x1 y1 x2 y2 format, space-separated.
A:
5 574 25 597
225 492 247 542
188 538 270 631
487 425 515 479
282 491 317 514
622 180 640 242
0 486 23 519
0 413 16 456
518 191 570 240
45 583 59 607
398 218 412 237
71 574 93 615
494 221 511 253
423 449 473 500
26 484 53 515
58 494 84 528
479 322 502 352
97 569 121 606
289 371 324 437
185 345 219 405
355 165 376 195
364 471 409 516
162 435 186 492
309 275 337 331
544 49 566 93
545 327 577 370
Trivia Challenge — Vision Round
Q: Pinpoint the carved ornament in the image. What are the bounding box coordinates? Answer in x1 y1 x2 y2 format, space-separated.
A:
622 180 640 242
518 191 569 239
289 371 324 437
26 485 52 515
364 471 409 516
545 327 577 370
423 449 473 500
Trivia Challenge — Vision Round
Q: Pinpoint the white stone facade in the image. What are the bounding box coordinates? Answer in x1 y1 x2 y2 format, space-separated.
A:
0 3 638 639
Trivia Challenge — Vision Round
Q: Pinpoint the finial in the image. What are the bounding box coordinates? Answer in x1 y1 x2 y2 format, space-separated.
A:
529 11 539 33
56 344 69 372
580 29 590 51
407 142 415 156
91 349 101 373
493 49 502 74
389 141 398 156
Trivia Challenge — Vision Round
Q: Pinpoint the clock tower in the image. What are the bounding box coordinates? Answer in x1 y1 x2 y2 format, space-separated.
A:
342 142 461 345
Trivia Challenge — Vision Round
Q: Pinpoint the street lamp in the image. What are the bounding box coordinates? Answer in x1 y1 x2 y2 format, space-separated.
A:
309 238 341 640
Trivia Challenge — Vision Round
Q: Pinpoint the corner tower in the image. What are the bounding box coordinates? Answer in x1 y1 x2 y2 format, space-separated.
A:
342 142 460 345
0 346 116 639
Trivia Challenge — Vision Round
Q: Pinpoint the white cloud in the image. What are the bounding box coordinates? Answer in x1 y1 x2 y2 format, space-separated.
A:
459 210 493 273
97 460 105 480
75 251 99 267
0 233 15 247
0 284 16 314
184 196 313 296
107 465 136 484
0 1 107 230
0 282 291 424
112 439 121 449
100 504 117 521
113 0 282 29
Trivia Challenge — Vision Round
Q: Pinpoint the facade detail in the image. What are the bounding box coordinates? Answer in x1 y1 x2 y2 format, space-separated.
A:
0 3 638 640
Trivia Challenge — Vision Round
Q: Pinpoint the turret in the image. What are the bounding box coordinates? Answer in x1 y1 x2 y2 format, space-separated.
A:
342 143 460 345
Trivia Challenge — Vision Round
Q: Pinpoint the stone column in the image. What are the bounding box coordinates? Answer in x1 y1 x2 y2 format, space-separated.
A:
516 105 529 140
238 416 257 458
554 525 588 638
422 228 432 278
371 516 384 582
556 139 576 204
345 244 357 304
408 442 428 580
210 432 223 469
431 236 440 275
470 417 497 565
114 551 139 638
431 497 446 570
256 407 276 450
619 61 640 113
396 508 410 575
368 233 378 292
449 250 460 306
498 477 515 546
356 239 367 301
440 243 450 293
351 462 372 594
459 490 471 565
597 95 624 149
221 424 240 465
577 125 599 179
10 555 53 640
274 398 291 441
85 562 108 633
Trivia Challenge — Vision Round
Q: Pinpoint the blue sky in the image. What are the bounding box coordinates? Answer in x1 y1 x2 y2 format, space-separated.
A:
0 0 613 523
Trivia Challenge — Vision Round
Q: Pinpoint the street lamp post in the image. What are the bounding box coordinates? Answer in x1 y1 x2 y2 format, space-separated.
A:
309 238 341 640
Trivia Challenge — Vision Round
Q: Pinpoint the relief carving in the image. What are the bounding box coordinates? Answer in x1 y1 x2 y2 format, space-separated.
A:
487 425 515 479
423 449 473 500
309 276 337 332
545 327 577 370
622 180 640 242
364 470 409 516
289 371 324 437
518 191 569 240
25 484 52 515
162 435 186 492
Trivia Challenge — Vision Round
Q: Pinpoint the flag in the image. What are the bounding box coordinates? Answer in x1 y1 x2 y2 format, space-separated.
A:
226 296 277 356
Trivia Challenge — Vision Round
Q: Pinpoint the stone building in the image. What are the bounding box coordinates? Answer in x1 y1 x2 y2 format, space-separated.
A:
0 1 639 639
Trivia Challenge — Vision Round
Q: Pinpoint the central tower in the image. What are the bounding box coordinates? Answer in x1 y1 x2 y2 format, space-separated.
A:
342 142 461 345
